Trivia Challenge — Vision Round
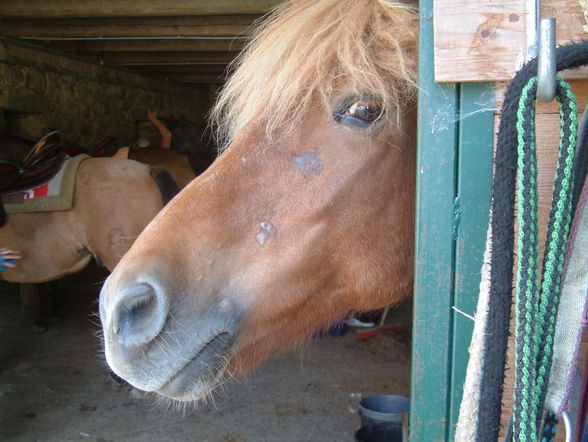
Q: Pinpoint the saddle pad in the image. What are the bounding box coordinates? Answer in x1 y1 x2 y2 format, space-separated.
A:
4 154 90 214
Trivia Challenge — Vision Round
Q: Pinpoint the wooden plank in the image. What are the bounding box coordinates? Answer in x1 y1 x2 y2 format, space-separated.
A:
49 39 246 53
101 51 238 65
140 65 228 73
542 0 586 44
543 0 588 79
434 0 526 82
158 73 227 83
1 38 208 95
0 1 282 18
0 16 259 38
434 0 588 82
495 79 588 111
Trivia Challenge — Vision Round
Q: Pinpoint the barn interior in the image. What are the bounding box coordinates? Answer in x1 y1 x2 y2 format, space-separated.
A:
0 2 413 441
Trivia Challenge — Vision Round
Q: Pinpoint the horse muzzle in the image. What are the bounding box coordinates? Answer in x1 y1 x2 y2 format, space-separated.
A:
99 271 243 401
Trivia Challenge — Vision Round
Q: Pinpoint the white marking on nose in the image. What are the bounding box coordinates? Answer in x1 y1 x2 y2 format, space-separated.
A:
255 221 278 247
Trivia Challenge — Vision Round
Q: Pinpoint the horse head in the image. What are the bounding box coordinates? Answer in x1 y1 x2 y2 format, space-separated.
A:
100 0 418 402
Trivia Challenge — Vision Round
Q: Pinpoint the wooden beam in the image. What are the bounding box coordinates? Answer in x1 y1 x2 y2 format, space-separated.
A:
99 51 239 65
0 15 260 38
434 0 526 82
48 38 246 53
132 65 232 81
434 0 588 82
1 38 208 95
140 65 228 73
0 1 282 19
160 72 228 83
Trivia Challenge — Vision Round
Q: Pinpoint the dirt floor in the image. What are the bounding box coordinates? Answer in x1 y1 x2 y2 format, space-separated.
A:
0 264 412 442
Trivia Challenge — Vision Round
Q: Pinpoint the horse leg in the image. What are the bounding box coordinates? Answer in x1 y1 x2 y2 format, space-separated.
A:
41 281 62 324
19 283 41 329
20 283 59 332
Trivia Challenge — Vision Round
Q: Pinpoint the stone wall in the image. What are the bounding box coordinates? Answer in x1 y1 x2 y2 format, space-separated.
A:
0 39 211 149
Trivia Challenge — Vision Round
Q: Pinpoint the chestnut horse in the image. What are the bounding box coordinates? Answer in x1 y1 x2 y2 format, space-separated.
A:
0 158 178 283
100 0 418 402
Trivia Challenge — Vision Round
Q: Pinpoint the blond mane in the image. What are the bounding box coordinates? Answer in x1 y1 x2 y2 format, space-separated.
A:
210 0 418 150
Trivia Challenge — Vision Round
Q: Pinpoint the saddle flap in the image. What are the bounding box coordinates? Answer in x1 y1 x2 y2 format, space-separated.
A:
0 162 21 192
14 154 66 192
0 131 67 196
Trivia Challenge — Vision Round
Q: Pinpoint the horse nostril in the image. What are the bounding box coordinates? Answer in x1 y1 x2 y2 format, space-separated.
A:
111 282 168 348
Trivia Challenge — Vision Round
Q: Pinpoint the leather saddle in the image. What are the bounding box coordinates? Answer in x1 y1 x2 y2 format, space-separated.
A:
0 131 66 195
89 136 119 157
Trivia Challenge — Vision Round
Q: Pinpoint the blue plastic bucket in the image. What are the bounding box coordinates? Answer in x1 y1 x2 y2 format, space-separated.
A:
355 395 409 442
358 394 410 425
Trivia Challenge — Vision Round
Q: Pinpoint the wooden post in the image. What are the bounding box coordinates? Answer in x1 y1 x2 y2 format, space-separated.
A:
411 1 495 440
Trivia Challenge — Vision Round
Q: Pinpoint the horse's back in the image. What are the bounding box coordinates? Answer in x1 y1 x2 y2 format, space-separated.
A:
130 147 196 188
0 158 164 283
74 158 165 270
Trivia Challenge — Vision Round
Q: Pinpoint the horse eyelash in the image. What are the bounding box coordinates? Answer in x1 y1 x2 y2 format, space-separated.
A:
332 95 384 127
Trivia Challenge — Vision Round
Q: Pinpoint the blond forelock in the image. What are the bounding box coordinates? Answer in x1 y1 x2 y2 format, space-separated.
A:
210 0 418 150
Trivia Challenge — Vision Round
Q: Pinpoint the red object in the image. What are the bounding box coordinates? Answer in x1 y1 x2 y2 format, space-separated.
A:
355 324 406 340
24 182 49 199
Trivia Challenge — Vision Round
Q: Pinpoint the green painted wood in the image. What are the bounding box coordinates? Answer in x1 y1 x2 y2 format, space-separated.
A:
447 83 495 441
410 2 496 439
410 0 458 439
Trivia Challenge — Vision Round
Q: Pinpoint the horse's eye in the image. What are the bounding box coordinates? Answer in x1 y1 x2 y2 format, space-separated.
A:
345 100 383 122
333 98 384 128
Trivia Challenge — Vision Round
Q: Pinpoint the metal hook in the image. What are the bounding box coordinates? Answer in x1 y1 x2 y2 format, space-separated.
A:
537 17 557 103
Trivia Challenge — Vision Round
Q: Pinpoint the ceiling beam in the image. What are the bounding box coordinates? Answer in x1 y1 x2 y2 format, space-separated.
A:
0 1 282 19
49 38 246 53
139 65 228 73
163 73 228 83
0 15 260 38
99 51 239 65
1 37 209 93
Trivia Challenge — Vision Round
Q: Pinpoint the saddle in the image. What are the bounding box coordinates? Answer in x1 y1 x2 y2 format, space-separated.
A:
89 136 119 157
0 131 66 195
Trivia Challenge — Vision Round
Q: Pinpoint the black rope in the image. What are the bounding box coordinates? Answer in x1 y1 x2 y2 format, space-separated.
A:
573 108 588 213
475 40 588 441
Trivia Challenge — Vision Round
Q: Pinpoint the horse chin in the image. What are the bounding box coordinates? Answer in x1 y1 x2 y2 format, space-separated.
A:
154 332 233 401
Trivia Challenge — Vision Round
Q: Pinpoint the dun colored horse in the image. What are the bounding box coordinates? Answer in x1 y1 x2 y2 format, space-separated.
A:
130 147 195 189
100 0 418 402
0 157 178 283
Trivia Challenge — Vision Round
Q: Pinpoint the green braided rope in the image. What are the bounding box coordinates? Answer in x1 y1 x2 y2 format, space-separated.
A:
511 76 578 441
513 77 541 440
533 78 577 435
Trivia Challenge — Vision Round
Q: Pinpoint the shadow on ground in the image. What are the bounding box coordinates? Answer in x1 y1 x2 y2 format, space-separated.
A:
0 264 412 442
